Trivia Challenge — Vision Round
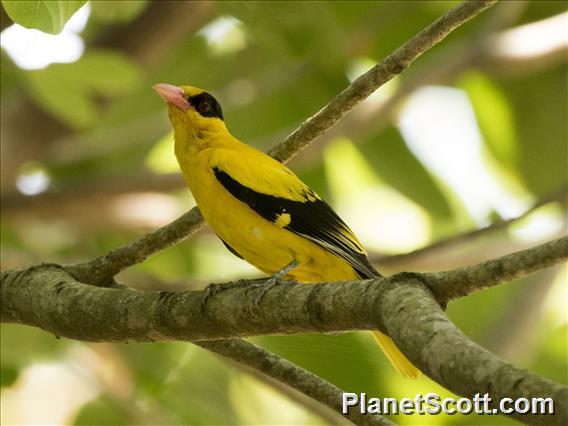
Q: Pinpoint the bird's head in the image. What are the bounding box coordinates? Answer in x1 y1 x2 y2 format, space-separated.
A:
153 83 226 141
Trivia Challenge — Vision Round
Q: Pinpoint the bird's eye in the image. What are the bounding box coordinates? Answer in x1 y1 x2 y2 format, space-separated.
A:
199 102 212 114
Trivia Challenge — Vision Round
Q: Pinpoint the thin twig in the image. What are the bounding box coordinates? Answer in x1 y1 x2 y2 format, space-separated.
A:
268 0 498 163
424 236 568 305
373 183 568 267
199 339 391 426
218 355 354 426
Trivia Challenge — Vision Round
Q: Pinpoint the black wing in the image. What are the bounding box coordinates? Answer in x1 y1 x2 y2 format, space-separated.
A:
213 167 380 279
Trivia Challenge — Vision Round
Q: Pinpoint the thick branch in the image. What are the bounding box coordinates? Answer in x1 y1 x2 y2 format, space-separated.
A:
4 238 564 341
380 278 567 426
67 0 497 285
2 238 566 424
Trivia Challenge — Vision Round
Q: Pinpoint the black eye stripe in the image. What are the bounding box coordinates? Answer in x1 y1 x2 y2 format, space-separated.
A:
187 92 224 120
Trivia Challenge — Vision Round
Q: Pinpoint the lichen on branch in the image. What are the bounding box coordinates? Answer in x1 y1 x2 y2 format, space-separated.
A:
2 238 566 425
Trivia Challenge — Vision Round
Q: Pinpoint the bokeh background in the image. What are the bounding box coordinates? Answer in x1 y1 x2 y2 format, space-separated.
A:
1 1 566 425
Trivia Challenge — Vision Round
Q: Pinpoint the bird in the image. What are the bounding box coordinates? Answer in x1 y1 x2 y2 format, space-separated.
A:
153 82 419 379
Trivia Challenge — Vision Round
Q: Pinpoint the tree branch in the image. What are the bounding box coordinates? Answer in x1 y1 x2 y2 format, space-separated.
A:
5 2 525 424
66 0 497 286
198 339 391 426
424 237 568 305
373 184 568 270
380 277 567 426
7 4 565 222
3 238 566 424
267 0 497 163
3 238 564 341
67 207 206 285
217 354 354 426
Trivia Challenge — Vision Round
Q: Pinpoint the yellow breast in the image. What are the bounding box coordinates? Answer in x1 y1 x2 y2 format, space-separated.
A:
178 148 357 282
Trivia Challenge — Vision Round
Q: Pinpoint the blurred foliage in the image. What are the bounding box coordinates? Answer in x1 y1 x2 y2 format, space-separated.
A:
359 127 453 221
502 65 567 195
89 0 149 24
1 1 566 425
26 50 143 128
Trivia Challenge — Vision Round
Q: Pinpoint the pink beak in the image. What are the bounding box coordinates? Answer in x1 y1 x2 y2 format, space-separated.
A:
153 83 191 111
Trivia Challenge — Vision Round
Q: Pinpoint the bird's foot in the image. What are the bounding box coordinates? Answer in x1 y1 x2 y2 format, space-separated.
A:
200 279 251 312
250 259 298 309
250 275 285 308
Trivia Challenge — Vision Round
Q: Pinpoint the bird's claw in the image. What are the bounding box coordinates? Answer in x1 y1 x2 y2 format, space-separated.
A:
251 275 285 308
200 279 250 312
201 259 298 315
249 259 298 314
200 283 224 312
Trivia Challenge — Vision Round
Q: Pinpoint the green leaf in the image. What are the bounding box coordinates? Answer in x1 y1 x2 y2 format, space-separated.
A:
25 50 143 129
458 71 519 175
0 365 19 388
145 131 178 174
254 333 385 396
1 324 63 366
1 0 86 34
359 127 453 222
499 65 568 195
74 395 125 426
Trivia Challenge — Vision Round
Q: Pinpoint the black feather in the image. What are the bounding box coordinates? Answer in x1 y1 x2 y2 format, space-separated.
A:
188 92 224 120
213 167 381 279
218 235 244 259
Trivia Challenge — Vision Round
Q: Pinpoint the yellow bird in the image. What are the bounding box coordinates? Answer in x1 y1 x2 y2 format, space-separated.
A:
154 83 419 379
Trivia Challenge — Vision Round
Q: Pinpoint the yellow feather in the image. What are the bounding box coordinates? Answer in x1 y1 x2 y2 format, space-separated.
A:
274 212 292 228
372 331 420 379
155 83 420 379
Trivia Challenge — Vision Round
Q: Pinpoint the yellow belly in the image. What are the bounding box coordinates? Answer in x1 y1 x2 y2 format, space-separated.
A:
185 153 357 282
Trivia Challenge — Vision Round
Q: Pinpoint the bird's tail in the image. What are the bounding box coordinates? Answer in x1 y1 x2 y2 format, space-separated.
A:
356 268 420 379
371 330 420 379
